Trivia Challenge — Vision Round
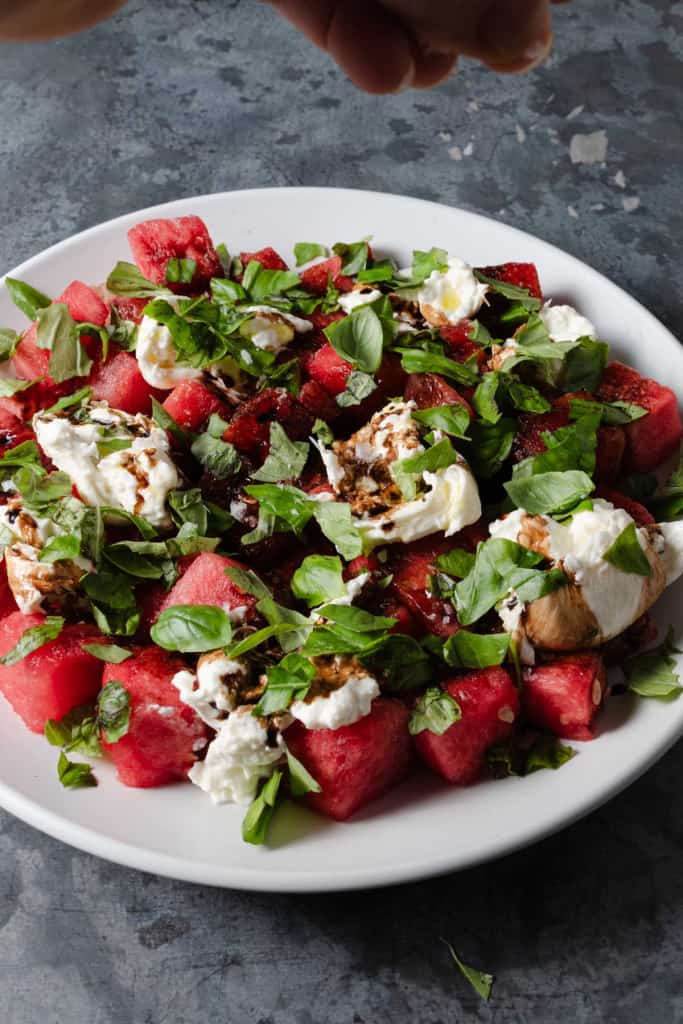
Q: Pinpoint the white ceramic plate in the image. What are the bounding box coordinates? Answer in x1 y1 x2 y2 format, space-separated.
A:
1 188 681 893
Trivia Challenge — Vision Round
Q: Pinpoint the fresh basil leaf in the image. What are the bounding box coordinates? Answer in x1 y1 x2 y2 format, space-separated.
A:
627 627 682 699
211 277 247 303
505 470 594 515
488 733 576 777
103 544 165 580
256 597 313 653
393 438 457 499
252 652 315 716
0 615 64 666
443 630 510 668
569 397 648 426
243 264 300 303
251 423 309 483
324 305 383 374
396 347 479 387
563 337 609 393
97 680 131 743
57 751 97 789
166 257 197 285
361 633 432 691
82 571 140 637
286 749 321 796
226 622 303 658
106 261 169 298
513 569 567 605
301 624 382 657
409 687 461 736
46 386 92 415
294 242 328 266
435 548 476 578
16 469 73 510
36 303 92 383
467 418 516 479
473 372 503 423
4 277 51 320
505 379 552 415
97 436 133 459
242 770 283 845
0 377 40 397
410 248 449 285
474 270 540 313
82 643 132 663
443 940 494 1002
150 396 193 447
332 239 369 276
357 261 396 284
151 604 233 653
225 564 273 601
602 522 652 577
317 604 396 633
191 430 242 480
312 418 334 446
245 483 313 534
525 734 577 774
291 554 346 607
411 403 470 438
98 506 158 540
168 488 208 534
312 501 363 560
37 534 81 564
0 327 19 361
336 369 377 408
513 413 600 480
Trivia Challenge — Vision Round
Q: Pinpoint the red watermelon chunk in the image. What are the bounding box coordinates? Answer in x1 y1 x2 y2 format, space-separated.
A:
596 361 683 472
0 408 34 452
306 342 352 396
163 379 227 432
285 697 413 821
89 347 158 415
158 552 258 619
298 380 342 421
478 262 543 299
404 372 473 414
0 562 17 619
101 647 208 787
301 257 354 295
414 667 519 785
439 322 487 368
0 613 104 733
223 387 313 460
111 296 148 324
594 485 655 526
239 246 289 272
128 216 222 294
57 281 109 327
522 654 607 741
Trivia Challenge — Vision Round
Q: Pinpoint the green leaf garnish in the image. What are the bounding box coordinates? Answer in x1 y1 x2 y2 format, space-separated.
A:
336 369 377 408
294 242 329 266
166 257 197 285
505 470 594 516
411 403 470 438
151 605 233 653
4 277 51 320
252 653 315 716
324 305 384 374
409 687 461 736
627 626 682 699
443 630 510 669
291 554 346 607
242 770 283 845
57 752 97 789
250 422 309 483
286 748 322 796
81 643 132 664
443 939 494 1002
602 522 652 577
0 616 64 667
97 680 131 743
106 261 169 298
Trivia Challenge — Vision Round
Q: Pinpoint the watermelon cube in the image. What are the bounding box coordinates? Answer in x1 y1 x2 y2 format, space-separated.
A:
298 380 341 422
0 562 17 619
238 247 289 272
306 342 353 396
111 296 148 324
522 654 607 741
89 348 158 415
0 613 104 733
101 647 208 787
300 257 354 295
414 667 520 785
404 372 473 414
285 697 413 820
0 408 34 452
597 361 683 472
127 216 223 294
222 387 313 460
477 262 543 299
162 379 228 432
158 552 258 619
57 281 109 327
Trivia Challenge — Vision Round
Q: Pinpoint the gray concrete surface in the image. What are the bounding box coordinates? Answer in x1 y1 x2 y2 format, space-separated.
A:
0 1 682 1020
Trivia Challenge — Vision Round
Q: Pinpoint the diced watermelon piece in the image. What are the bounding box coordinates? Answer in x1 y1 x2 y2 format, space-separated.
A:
158 552 258 618
414 667 519 785
0 408 34 452
597 362 683 472
478 262 543 299
57 281 109 327
223 387 313 460
285 697 413 820
239 247 289 272
306 342 352 396
127 216 223 294
307 310 345 331
404 372 473 414
298 379 341 421
522 654 607 741
162 379 227 432
101 647 208 787
0 613 104 733
0 561 17 619
89 348 158 415
301 257 354 295
594 485 655 526
439 322 487 368
111 296 148 324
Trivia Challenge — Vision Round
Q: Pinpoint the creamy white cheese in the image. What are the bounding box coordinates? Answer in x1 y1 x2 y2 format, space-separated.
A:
172 653 249 726
358 461 482 549
539 302 597 342
418 257 488 324
354 401 424 465
323 572 370 608
338 288 382 314
290 666 380 731
33 405 181 529
489 499 683 641
136 314 203 390
240 306 312 353
498 592 536 665
188 707 283 805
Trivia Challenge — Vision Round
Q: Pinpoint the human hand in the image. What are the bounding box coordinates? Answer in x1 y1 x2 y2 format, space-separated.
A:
0 0 127 40
265 0 570 93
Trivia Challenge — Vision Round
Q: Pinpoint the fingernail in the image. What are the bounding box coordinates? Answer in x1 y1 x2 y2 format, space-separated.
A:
396 58 416 92
521 31 553 69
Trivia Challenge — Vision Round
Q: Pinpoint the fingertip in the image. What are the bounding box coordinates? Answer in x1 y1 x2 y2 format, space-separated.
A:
326 0 416 94
478 0 554 73
411 51 458 90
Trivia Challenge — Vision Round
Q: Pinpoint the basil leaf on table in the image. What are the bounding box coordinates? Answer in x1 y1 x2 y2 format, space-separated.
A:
57 752 97 789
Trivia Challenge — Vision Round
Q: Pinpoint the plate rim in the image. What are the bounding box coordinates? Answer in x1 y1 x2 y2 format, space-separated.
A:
1 186 681 893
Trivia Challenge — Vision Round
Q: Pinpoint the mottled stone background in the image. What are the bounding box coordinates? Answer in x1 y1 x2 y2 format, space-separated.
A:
0 1 682 1021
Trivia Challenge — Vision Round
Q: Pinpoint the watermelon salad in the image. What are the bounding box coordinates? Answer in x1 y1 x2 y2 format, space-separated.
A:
0 214 683 845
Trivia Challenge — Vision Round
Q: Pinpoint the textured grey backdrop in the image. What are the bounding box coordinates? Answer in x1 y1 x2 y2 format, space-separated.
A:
1 1 682 1021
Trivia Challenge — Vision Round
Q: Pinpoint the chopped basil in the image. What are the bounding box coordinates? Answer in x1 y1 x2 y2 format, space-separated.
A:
626 626 682 699
525 734 576 774
324 305 384 374
97 680 131 743
225 622 303 658
474 270 540 313
286 748 321 796
294 242 328 266
568 397 648 426
602 522 652 577
435 548 476 578
168 488 208 534
393 438 458 500
312 418 334 446
255 597 312 653
443 940 494 1002
396 346 479 387
191 428 242 480
81 571 140 637
242 770 283 845
332 239 370 276
0 327 19 361
563 337 609 392
98 507 158 540
291 554 346 607
242 263 300 303
361 633 433 691
312 501 363 560
317 603 397 633
252 652 315 716
166 257 197 285
106 261 169 298
151 396 193 447
251 423 309 483
151 604 233 653
211 277 247 304
81 643 132 664
512 412 600 480
0 377 39 398
406 247 449 286
46 386 93 415
244 483 313 534
57 752 97 789
4 277 51 320
488 733 576 778
0 616 64 667
412 403 470 439
505 470 594 516
409 687 461 736
36 303 93 383
467 418 516 479
224 564 273 601
336 370 377 408
37 534 81 564
443 630 510 669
